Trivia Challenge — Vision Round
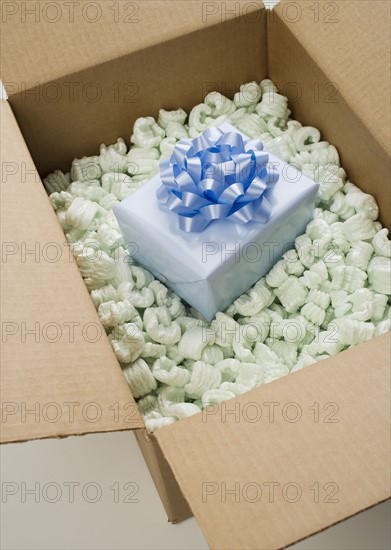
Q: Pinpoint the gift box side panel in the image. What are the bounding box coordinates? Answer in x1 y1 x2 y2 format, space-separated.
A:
268 3 391 229
134 429 192 523
6 13 268 177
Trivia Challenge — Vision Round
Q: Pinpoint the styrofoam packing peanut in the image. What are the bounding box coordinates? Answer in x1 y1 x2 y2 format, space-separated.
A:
234 287 268 316
178 325 214 360
99 148 128 174
91 284 119 308
148 279 168 305
211 313 239 348
131 116 165 149
263 362 290 384
109 322 144 363
176 316 207 332
43 170 71 194
329 318 375 346
166 345 185 364
329 222 351 253
256 91 290 120
98 300 138 330
49 190 74 211
300 260 328 289
372 229 391 258
344 190 379 221
152 356 190 387
101 172 141 200
71 156 102 182
274 276 308 313
122 358 157 398
188 103 213 132
292 126 321 152
229 107 248 126
343 213 377 242
157 108 187 129
166 403 202 420
283 250 306 276
184 361 221 399
295 234 316 268
329 290 352 318
314 207 339 225
215 358 241 382
367 256 391 294
165 291 186 319
232 327 256 363
291 353 317 372
235 362 263 389
165 121 189 140
265 259 288 287
117 281 154 309
331 265 367 293
202 389 236 407
345 241 373 270
141 341 166 359
301 302 326 326
307 289 331 309
204 91 236 117
261 133 296 163
201 345 224 365
234 113 268 138
305 164 345 202
137 394 158 416
269 340 297 368
157 386 186 415
234 82 262 108
66 197 101 230
143 306 181 345
159 137 177 158
371 294 388 322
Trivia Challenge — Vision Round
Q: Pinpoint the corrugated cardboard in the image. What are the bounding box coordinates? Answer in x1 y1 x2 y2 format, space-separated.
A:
270 0 390 228
1 101 143 443
155 334 391 550
1 0 390 547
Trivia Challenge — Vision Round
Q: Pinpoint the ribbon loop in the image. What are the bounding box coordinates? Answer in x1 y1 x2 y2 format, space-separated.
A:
156 128 278 232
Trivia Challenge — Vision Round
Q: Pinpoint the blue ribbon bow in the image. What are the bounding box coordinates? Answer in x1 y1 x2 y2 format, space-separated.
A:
156 127 278 233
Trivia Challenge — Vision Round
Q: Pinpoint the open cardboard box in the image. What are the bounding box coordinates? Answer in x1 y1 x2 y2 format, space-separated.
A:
1 1 390 548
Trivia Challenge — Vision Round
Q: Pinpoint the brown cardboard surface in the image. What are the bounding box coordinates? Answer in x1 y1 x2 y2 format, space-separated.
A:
155 334 391 550
7 13 267 176
269 1 391 228
1 1 260 91
274 0 390 153
0 102 144 443
134 429 192 523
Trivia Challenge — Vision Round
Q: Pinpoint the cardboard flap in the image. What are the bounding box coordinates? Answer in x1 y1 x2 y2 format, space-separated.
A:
274 0 390 154
0 102 144 443
155 334 391 550
1 0 261 91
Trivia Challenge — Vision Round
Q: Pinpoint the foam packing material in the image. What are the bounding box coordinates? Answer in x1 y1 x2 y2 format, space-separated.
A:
44 79 391 432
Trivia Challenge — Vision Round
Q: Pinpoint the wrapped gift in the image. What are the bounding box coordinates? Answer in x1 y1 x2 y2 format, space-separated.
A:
114 123 319 321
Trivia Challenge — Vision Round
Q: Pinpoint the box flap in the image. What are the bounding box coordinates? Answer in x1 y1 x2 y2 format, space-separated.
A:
1 102 144 443
155 334 391 550
1 0 261 91
273 0 390 155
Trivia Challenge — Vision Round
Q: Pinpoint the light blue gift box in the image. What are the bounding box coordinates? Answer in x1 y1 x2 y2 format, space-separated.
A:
114 123 319 321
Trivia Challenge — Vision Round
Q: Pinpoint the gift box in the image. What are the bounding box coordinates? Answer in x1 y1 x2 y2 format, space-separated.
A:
114 123 319 320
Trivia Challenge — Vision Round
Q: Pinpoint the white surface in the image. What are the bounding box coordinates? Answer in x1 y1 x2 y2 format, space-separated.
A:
1 431 390 550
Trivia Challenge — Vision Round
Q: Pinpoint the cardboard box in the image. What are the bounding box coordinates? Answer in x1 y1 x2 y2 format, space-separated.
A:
1 1 390 548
